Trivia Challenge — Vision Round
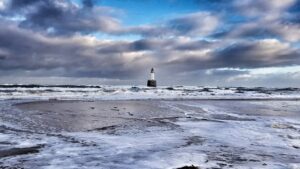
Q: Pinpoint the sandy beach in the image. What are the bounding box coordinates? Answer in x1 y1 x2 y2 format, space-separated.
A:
0 99 299 169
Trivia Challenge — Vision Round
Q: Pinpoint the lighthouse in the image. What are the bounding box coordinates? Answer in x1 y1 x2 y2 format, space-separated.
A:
147 68 157 87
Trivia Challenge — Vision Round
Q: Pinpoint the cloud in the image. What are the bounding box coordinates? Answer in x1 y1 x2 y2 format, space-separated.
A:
166 12 219 36
165 39 300 72
0 21 155 79
206 68 250 76
1 17 299 83
212 16 300 42
119 12 220 38
9 0 40 9
1 0 121 36
0 0 8 10
1 1 220 38
210 0 300 42
0 0 300 86
225 66 300 87
234 0 296 20
213 39 300 67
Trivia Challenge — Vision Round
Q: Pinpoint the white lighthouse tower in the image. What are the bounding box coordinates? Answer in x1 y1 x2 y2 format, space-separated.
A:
147 68 157 87
150 68 155 80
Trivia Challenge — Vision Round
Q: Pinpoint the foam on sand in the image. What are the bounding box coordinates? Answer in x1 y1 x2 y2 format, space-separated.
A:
0 100 299 168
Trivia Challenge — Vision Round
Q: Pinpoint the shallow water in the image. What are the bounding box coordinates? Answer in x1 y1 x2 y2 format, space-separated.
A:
0 100 299 169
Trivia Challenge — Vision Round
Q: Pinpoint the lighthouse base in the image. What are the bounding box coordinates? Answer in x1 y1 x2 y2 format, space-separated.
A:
147 80 157 87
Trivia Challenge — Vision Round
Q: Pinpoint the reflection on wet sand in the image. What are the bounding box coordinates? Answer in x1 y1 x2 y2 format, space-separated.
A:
0 100 298 169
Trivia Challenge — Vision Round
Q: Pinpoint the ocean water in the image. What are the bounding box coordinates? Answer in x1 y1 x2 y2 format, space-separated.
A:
0 85 300 100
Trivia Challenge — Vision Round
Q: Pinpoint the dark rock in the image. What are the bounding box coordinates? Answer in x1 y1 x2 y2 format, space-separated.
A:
103 89 116 93
0 145 44 158
111 107 119 111
127 112 134 116
177 165 199 169
130 87 140 92
273 88 298 92
201 88 211 92
249 159 260 162
87 125 118 132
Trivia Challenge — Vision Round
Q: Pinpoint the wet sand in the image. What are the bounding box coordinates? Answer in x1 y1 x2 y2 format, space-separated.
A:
15 100 186 132
15 100 300 132
0 100 299 169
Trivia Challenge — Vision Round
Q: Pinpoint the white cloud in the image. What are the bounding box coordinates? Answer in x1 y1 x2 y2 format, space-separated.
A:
254 39 292 57
234 0 296 20
227 65 300 83
0 0 8 10
170 12 219 36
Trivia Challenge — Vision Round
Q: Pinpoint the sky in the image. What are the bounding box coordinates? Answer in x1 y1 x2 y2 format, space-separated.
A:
0 0 300 87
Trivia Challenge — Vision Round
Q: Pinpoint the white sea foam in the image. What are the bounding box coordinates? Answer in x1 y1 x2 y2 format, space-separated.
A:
0 85 300 100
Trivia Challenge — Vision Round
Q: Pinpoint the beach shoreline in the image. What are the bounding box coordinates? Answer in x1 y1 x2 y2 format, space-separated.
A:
0 99 299 168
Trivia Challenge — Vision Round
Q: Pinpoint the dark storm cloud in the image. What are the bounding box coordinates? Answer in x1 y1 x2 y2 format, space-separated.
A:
213 41 299 68
0 55 6 60
97 39 159 54
165 39 300 72
9 0 40 9
131 39 165 51
0 22 148 78
0 23 83 70
213 20 300 42
210 24 278 40
2 0 120 36
97 38 212 57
